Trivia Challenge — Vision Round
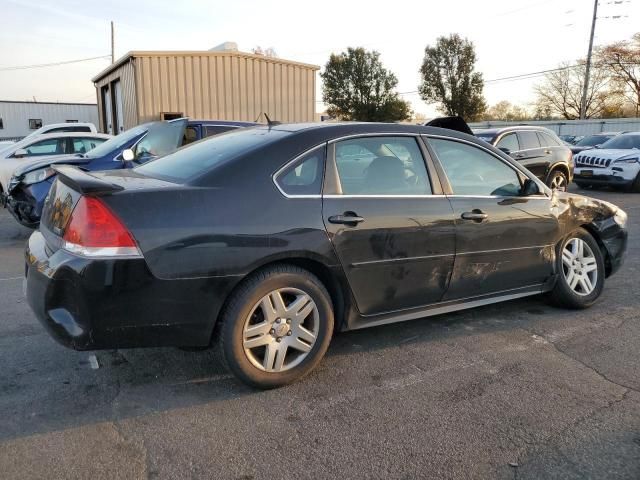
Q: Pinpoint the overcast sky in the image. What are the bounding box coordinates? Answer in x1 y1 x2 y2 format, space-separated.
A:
1 0 638 117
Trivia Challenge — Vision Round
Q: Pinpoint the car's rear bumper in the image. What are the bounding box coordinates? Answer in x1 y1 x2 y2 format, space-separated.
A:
25 231 241 350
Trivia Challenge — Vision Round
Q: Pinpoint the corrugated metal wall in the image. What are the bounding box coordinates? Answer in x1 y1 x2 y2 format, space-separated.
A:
93 59 137 133
132 53 317 124
469 118 640 136
0 101 98 140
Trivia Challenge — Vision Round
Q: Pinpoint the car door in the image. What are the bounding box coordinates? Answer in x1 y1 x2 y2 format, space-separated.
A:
425 136 559 300
515 130 547 179
322 135 456 316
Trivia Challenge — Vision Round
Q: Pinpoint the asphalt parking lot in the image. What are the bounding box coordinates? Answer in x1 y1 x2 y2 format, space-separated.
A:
0 186 638 480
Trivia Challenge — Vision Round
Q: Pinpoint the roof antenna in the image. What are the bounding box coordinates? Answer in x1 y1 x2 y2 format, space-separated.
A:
263 113 281 128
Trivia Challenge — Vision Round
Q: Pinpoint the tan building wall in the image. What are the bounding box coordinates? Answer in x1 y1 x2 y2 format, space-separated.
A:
93 51 319 133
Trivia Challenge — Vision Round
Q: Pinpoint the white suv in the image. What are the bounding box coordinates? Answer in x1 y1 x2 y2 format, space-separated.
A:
573 132 640 192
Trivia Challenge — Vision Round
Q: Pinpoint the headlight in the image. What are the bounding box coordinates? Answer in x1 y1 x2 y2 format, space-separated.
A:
614 208 628 228
613 157 639 164
21 167 56 185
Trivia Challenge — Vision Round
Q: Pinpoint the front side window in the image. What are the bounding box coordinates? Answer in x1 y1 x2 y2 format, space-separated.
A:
429 139 522 197
275 146 325 196
334 137 431 195
73 138 106 154
496 133 519 152
205 125 236 137
24 138 65 156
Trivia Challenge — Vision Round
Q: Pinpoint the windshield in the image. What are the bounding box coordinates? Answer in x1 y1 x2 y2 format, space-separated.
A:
84 125 148 158
576 135 612 147
136 127 284 182
599 135 640 150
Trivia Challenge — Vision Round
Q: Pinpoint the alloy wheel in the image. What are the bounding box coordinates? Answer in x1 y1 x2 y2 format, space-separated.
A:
562 238 598 296
550 173 567 191
242 288 319 372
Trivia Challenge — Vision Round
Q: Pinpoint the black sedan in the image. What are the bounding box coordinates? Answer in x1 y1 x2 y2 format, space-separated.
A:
25 123 628 388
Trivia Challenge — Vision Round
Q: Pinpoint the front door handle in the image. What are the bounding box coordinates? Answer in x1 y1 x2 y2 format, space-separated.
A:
461 210 488 222
328 212 364 225
515 153 525 159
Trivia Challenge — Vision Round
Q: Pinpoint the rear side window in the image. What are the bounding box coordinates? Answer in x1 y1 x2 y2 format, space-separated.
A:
334 136 431 195
518 131 540 150
275 146 325 196
541 132 561 146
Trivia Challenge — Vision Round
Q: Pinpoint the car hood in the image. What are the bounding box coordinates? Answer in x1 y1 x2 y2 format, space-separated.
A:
573 149 639 161
12 154 90 178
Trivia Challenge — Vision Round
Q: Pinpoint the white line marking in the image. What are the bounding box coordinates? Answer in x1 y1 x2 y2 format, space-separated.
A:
88 355 100 369
0 276 22 281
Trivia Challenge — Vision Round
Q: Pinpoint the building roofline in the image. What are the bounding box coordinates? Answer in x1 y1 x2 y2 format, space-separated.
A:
0 100 97 106
92 50 320 82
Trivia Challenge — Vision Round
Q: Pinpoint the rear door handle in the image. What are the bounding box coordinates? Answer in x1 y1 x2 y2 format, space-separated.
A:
461 210 488 222
515 153 525 159
328 213 364 225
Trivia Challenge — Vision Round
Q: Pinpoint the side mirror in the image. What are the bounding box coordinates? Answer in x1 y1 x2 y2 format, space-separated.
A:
122 149 135 162
14 148 28 158
521 178 539 196
498 147 511 155
594 144 601 149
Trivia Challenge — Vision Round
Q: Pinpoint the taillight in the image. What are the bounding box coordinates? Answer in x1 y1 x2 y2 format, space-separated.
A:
62 196 141 257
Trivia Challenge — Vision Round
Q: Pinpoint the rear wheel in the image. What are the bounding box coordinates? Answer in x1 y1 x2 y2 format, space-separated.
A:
630 173 640 193
547 169 568 191
217 265 334 389
548 228 605 309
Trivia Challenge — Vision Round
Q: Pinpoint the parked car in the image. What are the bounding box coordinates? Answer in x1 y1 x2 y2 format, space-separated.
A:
570 132 622 155
474 126 573 190
3 118 256 227
559 134 579 145
25 122 627 388
22 122 98 141
0 132 111 192
573 132 640 192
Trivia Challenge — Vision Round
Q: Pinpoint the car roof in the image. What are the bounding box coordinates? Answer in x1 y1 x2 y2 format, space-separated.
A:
265 121 463 136
473 125 556 136
190 120 258 127
38 122 95 128
23 132 112 141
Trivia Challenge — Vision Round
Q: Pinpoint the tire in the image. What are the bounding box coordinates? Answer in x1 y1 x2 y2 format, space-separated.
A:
574 181 591 190
217 265 334 389
630 173 640 193
546 169 569 191
548 228 605 309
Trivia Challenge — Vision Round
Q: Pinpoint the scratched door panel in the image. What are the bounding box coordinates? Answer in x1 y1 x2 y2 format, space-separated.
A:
443 196 559 300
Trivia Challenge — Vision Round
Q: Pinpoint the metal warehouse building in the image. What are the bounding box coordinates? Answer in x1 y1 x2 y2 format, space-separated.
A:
0 100 98 140
92 46 319 134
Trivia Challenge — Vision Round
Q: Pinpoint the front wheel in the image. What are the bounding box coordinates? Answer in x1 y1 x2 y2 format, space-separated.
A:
547 169 569 191
217 265 334 389
548 228 605 309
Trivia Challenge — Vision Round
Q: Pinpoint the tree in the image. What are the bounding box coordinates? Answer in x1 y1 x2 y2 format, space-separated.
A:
598 33 640 116
419 34 487 121
534 61 622 119
320 47 411 122
482 100 531 121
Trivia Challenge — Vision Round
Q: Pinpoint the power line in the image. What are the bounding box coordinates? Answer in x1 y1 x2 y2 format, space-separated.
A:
0 55 111 72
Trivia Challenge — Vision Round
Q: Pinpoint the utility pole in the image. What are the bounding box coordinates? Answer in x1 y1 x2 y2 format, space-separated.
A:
580 0 598 119
110 21 115 64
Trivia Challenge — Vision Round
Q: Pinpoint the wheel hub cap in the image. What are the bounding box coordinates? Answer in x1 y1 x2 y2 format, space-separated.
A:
242 288 319 373
561 238 598 296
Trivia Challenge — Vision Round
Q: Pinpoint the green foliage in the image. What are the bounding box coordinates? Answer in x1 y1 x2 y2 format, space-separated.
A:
321 47 411 122
419 34 487 121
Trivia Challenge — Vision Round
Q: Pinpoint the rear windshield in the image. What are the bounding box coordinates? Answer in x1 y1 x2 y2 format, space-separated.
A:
136 127 285 182
599 135 640 150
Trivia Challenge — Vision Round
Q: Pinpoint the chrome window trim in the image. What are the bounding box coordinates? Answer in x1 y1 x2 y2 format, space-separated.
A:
272 143 326 199
423 134 550 198
327 132 420 144
323 194 446 199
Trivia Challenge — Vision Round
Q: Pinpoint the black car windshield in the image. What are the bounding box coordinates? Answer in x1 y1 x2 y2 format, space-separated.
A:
599 135 640 150
136 127 286 182
575 135 613 147
83 125 148 159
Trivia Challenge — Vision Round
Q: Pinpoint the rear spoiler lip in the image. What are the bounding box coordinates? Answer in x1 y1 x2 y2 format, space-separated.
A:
52 165 124 195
